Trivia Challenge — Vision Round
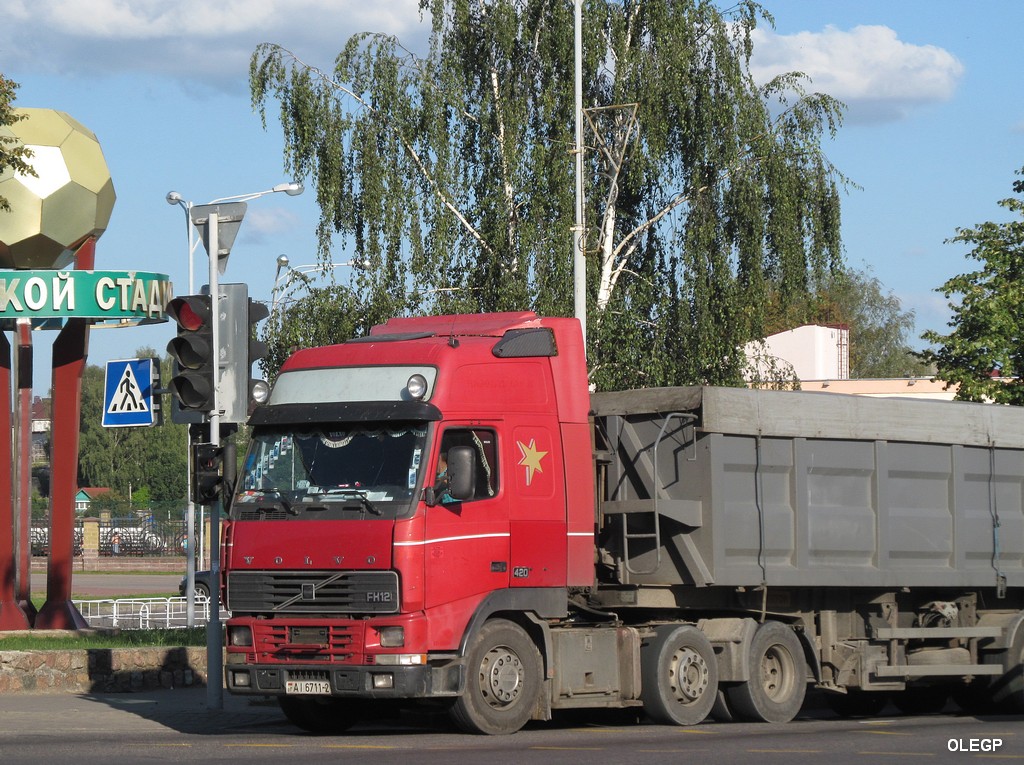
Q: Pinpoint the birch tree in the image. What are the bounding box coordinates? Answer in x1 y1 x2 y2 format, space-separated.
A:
251 0 846 388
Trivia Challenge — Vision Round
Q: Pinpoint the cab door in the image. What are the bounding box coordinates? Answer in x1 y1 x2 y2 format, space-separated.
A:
423 425 508 616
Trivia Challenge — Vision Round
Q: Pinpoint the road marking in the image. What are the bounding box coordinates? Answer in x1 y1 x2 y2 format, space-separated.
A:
859 752 933 757
531 746 604 751
321 745 400 750
673 728 719 735
749 749 822 753
860 730 913 736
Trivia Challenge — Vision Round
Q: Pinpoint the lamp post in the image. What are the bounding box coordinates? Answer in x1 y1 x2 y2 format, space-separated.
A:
165 180 303 710
271 257 370 314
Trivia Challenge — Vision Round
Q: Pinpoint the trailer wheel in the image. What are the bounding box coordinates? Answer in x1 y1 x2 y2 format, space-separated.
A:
725 621 807 723
449 619 543 735
991 626 1024 713
640 625 718 726
710 687 737 722
278 697 362 734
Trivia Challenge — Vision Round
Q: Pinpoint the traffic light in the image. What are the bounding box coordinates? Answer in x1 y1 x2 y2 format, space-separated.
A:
193 442 224 504
166 294 215 415
219 284 271 423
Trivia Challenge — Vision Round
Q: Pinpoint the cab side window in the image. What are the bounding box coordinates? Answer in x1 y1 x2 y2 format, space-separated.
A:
437 428 498 501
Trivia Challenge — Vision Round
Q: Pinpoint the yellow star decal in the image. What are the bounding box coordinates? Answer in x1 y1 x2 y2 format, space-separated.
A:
516 438 548 486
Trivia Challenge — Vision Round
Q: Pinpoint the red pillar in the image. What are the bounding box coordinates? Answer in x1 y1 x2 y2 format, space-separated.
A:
0 330 30 630
14 319 36 624
34 238 94 630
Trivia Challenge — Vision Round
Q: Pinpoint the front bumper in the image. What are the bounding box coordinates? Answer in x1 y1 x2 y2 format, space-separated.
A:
225 659 464 700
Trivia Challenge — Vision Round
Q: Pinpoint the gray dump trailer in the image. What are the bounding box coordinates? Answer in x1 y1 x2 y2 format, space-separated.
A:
588 386 1024 721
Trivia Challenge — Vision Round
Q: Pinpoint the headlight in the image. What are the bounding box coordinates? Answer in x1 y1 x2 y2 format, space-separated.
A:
378 626 405 647
250 379 271 405
406 374 428 400
227 625 253 647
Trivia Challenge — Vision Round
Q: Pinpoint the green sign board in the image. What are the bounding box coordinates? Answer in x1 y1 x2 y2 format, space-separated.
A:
0 270 172 322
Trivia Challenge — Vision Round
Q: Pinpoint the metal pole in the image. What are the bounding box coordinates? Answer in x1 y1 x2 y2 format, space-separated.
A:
184 205 196 629
206 213 223 709
573 0 587 349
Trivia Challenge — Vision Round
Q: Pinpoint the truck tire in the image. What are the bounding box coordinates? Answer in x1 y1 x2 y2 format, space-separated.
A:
449 619 543 735
991 625 1024 713
278 697 362 734
711 687 737 722
640 625 718 726
725 621 807 723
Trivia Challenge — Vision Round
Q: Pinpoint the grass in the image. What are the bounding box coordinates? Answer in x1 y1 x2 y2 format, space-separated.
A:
0 627 210 650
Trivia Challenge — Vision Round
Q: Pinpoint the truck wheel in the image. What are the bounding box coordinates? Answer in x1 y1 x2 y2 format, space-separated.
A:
449 619 543 735
278 697 361 734
640 625 718 726
711 687 737 722
725 621 807 723
991 625 1024 713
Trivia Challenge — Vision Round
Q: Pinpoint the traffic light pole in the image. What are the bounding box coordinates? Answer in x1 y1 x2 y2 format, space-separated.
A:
206 213 223 711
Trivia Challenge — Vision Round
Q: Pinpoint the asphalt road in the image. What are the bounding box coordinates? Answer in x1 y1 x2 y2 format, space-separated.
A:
0 688 1019 765
30 571 185 598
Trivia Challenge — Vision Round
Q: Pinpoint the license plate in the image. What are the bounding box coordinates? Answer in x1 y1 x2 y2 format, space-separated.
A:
285 680 331 695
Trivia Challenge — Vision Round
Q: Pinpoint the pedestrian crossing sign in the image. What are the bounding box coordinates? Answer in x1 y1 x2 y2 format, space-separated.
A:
103 358 158 428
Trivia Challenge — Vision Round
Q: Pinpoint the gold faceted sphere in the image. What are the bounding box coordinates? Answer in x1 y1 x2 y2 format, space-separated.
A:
0 108 116 269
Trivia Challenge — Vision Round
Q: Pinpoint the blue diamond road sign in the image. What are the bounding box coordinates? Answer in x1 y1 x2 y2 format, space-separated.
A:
103 358 157 428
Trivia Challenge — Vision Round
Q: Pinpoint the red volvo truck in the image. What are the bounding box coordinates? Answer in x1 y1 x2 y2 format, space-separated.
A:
222 312 1024 733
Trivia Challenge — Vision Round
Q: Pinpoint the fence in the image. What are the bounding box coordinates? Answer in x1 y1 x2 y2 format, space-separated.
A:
30 514 207 560
98 516 189 557
72 596 228 629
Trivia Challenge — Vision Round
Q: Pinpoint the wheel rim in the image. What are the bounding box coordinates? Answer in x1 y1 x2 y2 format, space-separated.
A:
479 645 524 709
760 644 795 701
670 646 710 704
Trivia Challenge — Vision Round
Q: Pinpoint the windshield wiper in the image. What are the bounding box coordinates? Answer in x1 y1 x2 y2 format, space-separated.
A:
249 488 297 515
324 488 381 516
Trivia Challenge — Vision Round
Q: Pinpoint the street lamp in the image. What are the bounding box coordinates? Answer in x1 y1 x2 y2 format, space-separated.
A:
166 181 304 292
271 256 370 314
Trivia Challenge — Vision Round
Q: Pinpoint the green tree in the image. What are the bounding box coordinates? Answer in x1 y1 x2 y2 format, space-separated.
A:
0 75 35 212
921 167 1024 404
78 349 190 501
250 0 846 388
262 281 375 382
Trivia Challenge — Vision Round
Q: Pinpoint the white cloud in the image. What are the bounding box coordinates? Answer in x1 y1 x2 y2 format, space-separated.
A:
1 0 427 91
750 25 964 124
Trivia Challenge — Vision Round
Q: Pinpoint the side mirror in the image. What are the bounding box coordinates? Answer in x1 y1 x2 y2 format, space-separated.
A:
446 446 476 501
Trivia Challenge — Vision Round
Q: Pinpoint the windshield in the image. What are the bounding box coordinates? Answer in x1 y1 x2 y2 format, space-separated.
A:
233 422 428 519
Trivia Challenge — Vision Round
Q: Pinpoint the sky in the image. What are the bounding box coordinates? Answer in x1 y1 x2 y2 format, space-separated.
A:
2 0 1023 395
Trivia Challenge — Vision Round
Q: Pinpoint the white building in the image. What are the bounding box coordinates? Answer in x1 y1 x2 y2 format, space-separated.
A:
743 325 957 400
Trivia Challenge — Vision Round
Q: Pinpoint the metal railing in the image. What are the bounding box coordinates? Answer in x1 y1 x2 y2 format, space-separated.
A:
72 596 229 630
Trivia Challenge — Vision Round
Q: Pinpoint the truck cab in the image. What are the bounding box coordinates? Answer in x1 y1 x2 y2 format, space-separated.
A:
223 312 594 733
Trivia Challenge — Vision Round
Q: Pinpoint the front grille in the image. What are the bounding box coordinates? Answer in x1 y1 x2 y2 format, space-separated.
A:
255 622 360 663
227 570 399 614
